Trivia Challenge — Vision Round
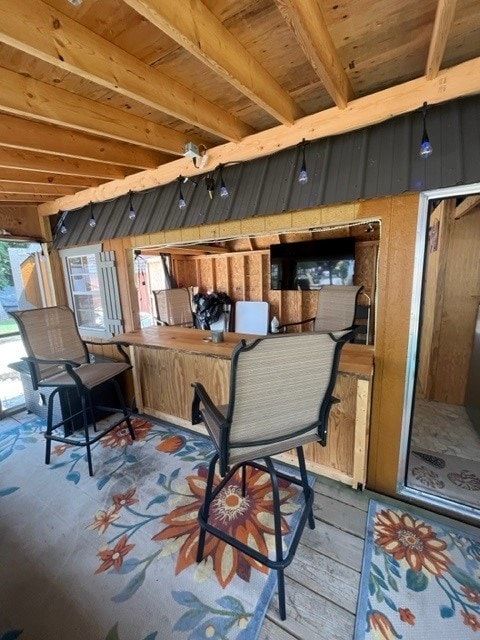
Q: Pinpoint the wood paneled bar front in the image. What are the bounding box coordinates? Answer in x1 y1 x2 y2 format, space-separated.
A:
111 326 374 489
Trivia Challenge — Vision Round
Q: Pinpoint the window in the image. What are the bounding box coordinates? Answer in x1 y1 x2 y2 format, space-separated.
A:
66 253 105 330
60 245 123 338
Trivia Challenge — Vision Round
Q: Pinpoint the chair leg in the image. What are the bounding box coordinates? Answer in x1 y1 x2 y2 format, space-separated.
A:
296 446 315 530
241 463 247 497
44 388 58 465
197 452 219 563
112 378 135 440
264 457 287 619
277 568 286 621
80 392 94 477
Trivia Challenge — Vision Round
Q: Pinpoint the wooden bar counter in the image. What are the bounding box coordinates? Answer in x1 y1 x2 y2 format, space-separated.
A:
112 326 374 488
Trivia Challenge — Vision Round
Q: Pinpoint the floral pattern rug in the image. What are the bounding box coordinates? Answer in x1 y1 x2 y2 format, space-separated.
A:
0 415 309 640
408 448 480 509
355 499 480 639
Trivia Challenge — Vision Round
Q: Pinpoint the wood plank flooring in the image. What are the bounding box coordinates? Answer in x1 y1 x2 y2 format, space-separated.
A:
261 474 369 640
1 411 370 640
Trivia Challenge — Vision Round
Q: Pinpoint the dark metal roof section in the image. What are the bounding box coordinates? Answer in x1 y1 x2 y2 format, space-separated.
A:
53 94 480 249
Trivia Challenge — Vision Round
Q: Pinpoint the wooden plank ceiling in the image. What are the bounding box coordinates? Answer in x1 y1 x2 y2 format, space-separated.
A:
0 0 478 216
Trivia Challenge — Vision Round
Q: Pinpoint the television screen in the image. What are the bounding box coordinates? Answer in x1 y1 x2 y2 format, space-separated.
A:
270 237 355 290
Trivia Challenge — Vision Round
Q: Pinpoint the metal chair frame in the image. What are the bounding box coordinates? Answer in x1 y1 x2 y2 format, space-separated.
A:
10 306 135 476
191 330 353 619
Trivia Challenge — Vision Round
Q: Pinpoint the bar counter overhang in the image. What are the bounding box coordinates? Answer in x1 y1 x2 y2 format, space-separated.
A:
111 326 374 489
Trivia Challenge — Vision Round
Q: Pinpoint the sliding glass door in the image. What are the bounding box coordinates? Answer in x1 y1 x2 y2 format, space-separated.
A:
0 240 46 417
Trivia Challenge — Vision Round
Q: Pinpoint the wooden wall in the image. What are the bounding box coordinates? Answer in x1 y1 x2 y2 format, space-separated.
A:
172 240 377 335
56 193 420 498
419 201 480 404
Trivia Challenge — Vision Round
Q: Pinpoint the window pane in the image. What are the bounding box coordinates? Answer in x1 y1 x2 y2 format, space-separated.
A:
66 254 105 330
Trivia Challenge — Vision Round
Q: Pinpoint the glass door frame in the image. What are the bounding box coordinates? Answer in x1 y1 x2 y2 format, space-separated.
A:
0 239 52 418
397 181 480 523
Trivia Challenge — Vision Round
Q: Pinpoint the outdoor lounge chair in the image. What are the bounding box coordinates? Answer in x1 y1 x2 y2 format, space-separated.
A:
191 329 353 619
9 305 135 476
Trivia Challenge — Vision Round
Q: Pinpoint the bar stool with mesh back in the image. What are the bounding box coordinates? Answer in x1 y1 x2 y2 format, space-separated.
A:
279 284 364 333
9 306 135 476
191 329 354 620
152 288 195 327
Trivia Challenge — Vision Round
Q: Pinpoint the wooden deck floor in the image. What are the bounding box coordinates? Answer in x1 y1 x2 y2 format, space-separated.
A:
261 475 369 640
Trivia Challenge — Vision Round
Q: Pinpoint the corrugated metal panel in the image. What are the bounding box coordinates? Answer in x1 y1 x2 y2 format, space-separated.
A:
53 94 480 249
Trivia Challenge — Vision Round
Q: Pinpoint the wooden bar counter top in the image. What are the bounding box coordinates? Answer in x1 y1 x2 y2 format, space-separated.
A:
112 326 374 488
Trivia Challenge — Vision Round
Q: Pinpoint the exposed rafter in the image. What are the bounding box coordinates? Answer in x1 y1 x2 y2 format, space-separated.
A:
454 194 480 219
0 0 253 143
0 113 170 169
273 0 354 109
0 169 102 188
0 147 133 179
0 66 199 155
0 193 56 202
0 182 77 196
426 0 458 79
123 0 303 125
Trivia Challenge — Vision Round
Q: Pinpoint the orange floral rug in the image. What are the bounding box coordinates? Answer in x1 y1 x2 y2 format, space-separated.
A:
355 500 480 639
0 415 311 640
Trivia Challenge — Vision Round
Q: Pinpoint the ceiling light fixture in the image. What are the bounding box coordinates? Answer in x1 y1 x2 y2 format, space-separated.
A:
419 102 433 159
298 138 308 184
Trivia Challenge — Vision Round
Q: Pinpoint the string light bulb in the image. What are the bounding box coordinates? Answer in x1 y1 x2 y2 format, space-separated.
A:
60 222 67 234
419 101 433 159
178 177 186 209
128 192 137 220
88 202 96 228
298 138 308 184
219 165 229 198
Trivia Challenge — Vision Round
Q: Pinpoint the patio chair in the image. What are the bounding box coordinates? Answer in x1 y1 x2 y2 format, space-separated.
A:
191 329 353 620
153 288 195 327
279 284 364 333
9 305 135 476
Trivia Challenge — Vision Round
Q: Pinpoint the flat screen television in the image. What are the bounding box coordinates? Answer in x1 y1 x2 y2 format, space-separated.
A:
270 237 355 290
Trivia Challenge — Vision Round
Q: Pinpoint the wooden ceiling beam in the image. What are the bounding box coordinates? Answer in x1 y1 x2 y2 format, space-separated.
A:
273 0 354 109
38 55 480 216
426 0 458 80
164 244 229 255
0 0 252 143
454 194 480 219
0 113 170 169
0 169 102 188
0 182 77 196
0 193 55 202
0 66 197 155
123 0 303 125
0 147 132 179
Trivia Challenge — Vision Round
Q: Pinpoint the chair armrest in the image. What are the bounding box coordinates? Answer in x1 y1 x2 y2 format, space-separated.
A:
22 356 84 390
278 317 315 333
191 382 226 426
330 326 361 343
84 339 131 364
22 355 82 367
